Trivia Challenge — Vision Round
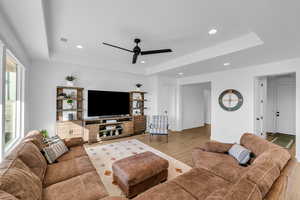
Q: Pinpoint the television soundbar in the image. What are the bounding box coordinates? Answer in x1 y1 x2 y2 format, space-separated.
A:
87 90 130 117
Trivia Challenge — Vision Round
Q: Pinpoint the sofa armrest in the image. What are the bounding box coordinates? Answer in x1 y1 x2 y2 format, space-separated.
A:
63 137 84 148
202 141 234 153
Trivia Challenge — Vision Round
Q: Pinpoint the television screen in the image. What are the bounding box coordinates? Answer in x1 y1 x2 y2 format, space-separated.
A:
88 90 130 117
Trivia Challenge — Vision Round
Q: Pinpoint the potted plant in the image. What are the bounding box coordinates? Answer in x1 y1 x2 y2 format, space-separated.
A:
135 83 143 91
40 129 49 138
65 75 76 87
67 98 75 109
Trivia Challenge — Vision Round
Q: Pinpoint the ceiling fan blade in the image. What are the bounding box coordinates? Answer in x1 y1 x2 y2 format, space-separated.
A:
132 53 138 64
141 49 172 55
103 42 133 53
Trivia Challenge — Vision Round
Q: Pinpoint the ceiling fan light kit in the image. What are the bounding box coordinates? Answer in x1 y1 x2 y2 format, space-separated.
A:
103 38 172 64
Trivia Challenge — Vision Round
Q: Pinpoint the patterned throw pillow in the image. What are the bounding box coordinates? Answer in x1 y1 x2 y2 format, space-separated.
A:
228 144 251 165
43 138 68 164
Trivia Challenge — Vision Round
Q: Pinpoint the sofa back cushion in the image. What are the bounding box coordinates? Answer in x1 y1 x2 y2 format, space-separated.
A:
246 161 280 197
0 190 20 200
0 166 42 200
23 130 45 150
240 133 280 156
6 141 47 181
253 148 290 170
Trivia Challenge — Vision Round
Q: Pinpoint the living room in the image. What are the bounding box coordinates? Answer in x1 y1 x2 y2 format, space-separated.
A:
0 0 299 200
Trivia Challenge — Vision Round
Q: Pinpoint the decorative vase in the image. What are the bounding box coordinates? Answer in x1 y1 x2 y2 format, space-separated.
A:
66 81 74 87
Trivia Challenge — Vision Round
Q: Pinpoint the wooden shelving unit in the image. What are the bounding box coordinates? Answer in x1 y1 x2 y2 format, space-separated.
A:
56 86 84 139
129 91 147 134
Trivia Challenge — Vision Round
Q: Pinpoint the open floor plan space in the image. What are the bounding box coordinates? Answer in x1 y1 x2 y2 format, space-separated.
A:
1 1 300 200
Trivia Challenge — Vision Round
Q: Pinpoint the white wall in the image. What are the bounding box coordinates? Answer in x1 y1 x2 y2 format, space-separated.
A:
203 83 211 124
28 60 150 136
178 58 300 160
181 84 205 129
0 11 31 134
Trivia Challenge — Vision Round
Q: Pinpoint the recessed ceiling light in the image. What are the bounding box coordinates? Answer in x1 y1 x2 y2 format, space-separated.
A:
178 72 184 76
223 62 231 66
76 45 83 49
208 29 218 35
141 60 146 64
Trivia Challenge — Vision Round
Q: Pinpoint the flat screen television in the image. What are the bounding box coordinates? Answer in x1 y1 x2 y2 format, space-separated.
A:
88 90 130 117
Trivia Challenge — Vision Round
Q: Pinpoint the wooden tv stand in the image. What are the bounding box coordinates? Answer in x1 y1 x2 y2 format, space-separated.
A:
83 116 135 143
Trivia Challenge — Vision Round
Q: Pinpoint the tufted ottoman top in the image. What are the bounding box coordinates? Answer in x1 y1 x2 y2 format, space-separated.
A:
112 151 169 186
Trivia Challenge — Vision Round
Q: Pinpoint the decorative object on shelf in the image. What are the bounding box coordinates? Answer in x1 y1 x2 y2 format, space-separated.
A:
135 83 143 91
68 113 74 121
218 89 243 111
57 92 67 99
65 75 76 87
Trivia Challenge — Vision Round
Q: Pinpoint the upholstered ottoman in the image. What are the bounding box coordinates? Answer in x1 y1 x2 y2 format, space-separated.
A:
112 151 169 198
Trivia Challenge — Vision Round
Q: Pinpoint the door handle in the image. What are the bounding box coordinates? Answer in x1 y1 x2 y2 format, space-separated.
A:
256 118 260 121
276 112 280 117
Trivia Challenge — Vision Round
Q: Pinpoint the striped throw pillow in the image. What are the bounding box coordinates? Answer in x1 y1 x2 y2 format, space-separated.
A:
43 139 68 164
228 144 251 165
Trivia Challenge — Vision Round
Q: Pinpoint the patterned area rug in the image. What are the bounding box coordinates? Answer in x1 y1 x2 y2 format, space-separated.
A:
85 139 192 197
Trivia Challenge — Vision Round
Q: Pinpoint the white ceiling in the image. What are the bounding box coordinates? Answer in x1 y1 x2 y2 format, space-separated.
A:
0 0 300 76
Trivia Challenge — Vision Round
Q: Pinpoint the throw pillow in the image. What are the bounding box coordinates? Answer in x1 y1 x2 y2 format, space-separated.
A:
228 144 251 165
43 138 68 164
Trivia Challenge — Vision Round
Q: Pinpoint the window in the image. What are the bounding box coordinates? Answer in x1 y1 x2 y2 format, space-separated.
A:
0 42 25 159
4 55 18 146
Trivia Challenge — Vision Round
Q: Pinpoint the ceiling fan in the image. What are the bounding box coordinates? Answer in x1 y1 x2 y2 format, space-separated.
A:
103 38 172 64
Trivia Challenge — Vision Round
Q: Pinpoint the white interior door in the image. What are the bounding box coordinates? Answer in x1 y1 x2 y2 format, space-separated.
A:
276 84 295 135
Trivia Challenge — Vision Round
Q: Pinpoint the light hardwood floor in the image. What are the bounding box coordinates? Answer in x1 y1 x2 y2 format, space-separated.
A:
94 125 300 200
96 125 211 167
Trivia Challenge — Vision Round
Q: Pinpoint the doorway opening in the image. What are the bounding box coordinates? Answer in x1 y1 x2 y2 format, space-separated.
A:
254 73 296 149
181 82 211 135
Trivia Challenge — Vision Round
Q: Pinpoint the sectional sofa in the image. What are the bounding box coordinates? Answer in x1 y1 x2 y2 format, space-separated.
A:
0 131 122 200
132 133 296 200
0 132 296 200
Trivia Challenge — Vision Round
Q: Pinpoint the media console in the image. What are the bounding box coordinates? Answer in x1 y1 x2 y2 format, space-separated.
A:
83 116 134 143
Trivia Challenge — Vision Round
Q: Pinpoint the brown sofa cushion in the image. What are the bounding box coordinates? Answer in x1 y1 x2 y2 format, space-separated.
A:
134 181 197 200
172 168 230 199
192 148 246 183
246 161 280 197
112 151 169 186
0 158 32 173
240 133 279 156
205 177 262 200
56 145 87 162
24 130 45 150
6 141 47 181
63 137 84 148
43 171 108 200
44 155 95 186
0 167 42 200
202 141 233 153
0 190 20 200
253 148 290 170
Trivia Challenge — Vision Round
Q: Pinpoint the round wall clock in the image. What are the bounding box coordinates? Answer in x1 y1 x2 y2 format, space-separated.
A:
218 89 243 111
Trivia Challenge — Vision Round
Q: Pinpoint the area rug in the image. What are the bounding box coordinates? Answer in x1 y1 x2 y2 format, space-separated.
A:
85 139 192 197
269 133 295 149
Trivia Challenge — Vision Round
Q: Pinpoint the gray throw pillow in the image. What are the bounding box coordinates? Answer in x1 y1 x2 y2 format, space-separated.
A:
43 138 68 164
228 144 251 165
